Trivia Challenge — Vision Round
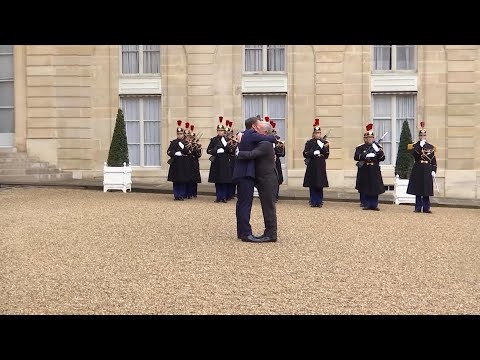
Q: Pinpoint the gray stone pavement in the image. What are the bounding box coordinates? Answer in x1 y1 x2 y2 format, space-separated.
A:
1 178 479 209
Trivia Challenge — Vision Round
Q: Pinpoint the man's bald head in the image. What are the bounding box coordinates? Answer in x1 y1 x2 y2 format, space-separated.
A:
255 121 273 135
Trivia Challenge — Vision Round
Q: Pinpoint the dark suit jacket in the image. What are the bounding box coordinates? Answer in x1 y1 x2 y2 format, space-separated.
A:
232 129 275 182
237 140 278 183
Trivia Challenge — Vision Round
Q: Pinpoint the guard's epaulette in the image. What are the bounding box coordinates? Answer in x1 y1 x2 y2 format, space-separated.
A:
407 143 414 150
357 143 364 147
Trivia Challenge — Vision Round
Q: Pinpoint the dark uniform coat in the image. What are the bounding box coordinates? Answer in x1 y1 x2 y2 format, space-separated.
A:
407 142 437 196
274 142 285 185
303 138 329 188
354 143 385 196
167 138 191 183
207 135 234 184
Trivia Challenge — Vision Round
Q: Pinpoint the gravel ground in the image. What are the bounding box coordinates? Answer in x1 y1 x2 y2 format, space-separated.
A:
1 187 478 315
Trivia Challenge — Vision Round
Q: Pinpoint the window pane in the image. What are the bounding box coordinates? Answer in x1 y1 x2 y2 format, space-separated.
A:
0 81 14 106
126 121 140 144
143 97 160 120
396 45 415 70
373 119 392 165
243 95 263 122
122 45 139 74
0 45 13 54
0 108 14 133
0 54 14 80
143 45 160 73
373 94 392 117
128 145 140 166
396 94 416 147
144 121 160 143
267 45 285 71
120 97 140 120
144 144 160 166
245 45 262 72
373 45 391 70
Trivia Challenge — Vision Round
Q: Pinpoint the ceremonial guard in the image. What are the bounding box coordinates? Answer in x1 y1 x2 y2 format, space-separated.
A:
207 116 234 202
225 120 237 201
354 123 385 210
303 118 330 207
407 122 438 213
166 120 190 201
355 131 368 207
187 124 202 198
269 119 285 201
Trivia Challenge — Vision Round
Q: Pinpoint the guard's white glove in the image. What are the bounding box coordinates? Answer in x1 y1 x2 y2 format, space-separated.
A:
174 151 182 156
178 142 185 149
217 148 225 154
372 143 380 152
313 150 320 156
317 140 324 149
431 171 436 177
366 153 376 158
235 147 239 156
420 140 426 147
221 137 227 147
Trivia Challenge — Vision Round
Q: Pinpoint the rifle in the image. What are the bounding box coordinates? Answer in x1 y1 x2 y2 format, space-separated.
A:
356 131 388 168
322 129 332 140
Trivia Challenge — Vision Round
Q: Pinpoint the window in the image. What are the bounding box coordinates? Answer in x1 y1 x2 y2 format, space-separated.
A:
120 96 161 166
121 45 160 75
243 94 286 164
373 45 415 71
244 45 286 72
0 45 14 140
372 94 416 165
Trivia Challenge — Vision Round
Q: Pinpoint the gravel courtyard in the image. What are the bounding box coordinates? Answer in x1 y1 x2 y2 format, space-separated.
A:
1 187 478 314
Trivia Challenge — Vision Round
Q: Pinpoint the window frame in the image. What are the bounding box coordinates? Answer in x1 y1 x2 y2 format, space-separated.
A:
372 93 417 166
243 45 287 74
372 45 417 73
120 95 162 168
120 45 161 76
0 46 15 137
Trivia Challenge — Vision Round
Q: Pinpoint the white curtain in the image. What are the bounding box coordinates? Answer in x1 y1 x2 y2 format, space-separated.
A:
373 45 391 70
267 45 285 71
396 95 416 146
373 95 392 164
396 45 415 70
245 45 262 72
143 97 161 166
0 48 14 133
243 95 263 122
121 97 140 165
121 45 139 74
143 45 160 74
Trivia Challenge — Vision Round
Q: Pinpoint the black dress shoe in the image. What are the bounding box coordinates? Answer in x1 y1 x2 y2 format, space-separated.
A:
360 203 366 207
254 235 277 243
371 207 380 211
221 199 227 203
214 199 221 203
362 207 370 210
414 209 421 213
239 234 259 242
423 210 432 213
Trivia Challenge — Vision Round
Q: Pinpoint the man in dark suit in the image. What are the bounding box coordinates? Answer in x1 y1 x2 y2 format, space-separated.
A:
237 121 278 243
233 117 276 242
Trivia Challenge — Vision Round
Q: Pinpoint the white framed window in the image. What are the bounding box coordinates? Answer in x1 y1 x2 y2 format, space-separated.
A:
372 93 417 165
121 45 160 75
373 45 416 71
120 96 161 167
0 45 14 145
243 94 287 164
244 45 286 73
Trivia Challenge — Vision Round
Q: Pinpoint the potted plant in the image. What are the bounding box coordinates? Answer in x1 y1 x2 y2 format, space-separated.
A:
103 108 132 193
394 120 415 205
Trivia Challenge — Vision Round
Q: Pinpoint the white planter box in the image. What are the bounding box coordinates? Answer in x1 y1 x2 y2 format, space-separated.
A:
103 162 132 193
394 175 415 205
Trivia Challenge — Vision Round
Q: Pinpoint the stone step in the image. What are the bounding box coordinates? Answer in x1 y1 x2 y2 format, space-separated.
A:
0 161 52 169
0 147 18 153
0 152 29 159
0 173 72 182
0 156 40 163
0 168 61 175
